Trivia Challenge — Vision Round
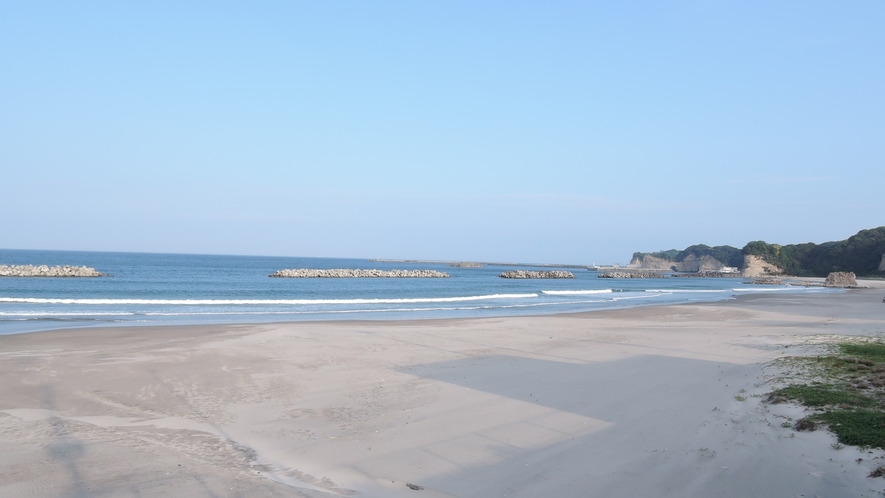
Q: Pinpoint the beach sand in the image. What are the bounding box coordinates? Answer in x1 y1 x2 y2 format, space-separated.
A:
2 286 885 497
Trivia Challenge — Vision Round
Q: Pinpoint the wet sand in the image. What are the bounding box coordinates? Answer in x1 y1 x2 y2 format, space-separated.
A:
2 286 885 497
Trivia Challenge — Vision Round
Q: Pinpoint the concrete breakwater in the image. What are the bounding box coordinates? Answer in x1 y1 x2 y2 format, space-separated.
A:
671 271 742 278
598 272 668 279
499 270 574 279
449 262 483 268
0 264 103 277
269 269 450 278
749 278 783 285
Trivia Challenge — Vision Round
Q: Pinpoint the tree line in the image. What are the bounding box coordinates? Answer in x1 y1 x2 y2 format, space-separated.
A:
634 227 885 277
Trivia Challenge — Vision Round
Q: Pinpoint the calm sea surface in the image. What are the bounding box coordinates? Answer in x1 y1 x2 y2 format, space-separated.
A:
0 249 839 335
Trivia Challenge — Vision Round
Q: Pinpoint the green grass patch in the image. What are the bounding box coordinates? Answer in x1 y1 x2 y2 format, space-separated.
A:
840 343 885 363
768 340 885 450
811 410 885 449
773 384 879 408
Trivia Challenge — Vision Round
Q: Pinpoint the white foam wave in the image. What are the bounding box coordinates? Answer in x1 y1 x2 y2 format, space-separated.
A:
0 312 137 316
0 296 635 318
645 289 730 294
541 289 612 295
0 294 538 306
611 293 664 301
732 287 791 292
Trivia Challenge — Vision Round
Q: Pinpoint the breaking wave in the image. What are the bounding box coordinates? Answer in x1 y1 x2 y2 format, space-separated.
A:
645 289 731 293
0 294 539 306
540 289 613 295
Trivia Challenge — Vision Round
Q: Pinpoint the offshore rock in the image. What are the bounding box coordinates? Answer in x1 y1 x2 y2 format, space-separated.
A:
269 269 450 278
498 270 574 279
598 272 668 279
825 272 857 288
0 264 104 277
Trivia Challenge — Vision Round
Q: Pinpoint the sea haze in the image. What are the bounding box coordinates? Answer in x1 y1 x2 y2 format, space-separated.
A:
0 249 839 334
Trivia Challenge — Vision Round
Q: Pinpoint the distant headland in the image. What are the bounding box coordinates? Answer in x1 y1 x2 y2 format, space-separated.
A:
630 226 885 278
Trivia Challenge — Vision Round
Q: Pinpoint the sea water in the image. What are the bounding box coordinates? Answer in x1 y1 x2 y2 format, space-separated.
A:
0 249 839 335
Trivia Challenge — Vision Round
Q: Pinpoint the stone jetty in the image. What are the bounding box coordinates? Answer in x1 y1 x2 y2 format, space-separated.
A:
498 270 574 279
598 272 668 279
748 278 783 285
269 269 450 278
449 262 483 268
0 265 103 277
671 271 742 278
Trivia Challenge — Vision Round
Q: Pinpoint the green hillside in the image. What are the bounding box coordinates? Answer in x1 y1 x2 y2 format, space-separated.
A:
633 245 743 268
742 227 885 277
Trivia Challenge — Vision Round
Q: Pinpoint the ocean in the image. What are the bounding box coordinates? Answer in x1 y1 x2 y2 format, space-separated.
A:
0 249 839 335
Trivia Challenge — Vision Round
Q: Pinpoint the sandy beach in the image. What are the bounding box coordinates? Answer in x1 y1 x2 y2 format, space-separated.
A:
2 285 885 497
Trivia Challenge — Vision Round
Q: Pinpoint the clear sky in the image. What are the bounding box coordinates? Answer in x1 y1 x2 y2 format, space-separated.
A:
2 1 882 264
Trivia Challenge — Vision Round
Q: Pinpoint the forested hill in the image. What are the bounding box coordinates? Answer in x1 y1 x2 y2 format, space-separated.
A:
632 245 744 268
742 226 885 277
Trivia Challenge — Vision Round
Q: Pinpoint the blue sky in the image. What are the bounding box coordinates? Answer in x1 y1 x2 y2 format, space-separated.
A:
2 1 882 263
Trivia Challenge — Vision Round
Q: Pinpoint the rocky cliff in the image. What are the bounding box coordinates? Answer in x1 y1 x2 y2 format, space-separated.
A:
674 254 727 272
630 227 885 278
629 254 674 270
740 255 783 277
742 227 885 277
630 253 729 272
631 244 742 272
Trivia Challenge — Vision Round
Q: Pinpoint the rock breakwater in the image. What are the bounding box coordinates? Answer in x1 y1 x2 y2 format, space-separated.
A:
269 269 450 278
0 265 103 277
449 262 483 268
749 278 783 285
671 271 742 278
598 272 668 278
498 270 574 279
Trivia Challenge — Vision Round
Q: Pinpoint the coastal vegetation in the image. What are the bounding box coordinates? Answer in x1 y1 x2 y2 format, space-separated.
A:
742 227 885 277
631 244 744 268
768 342 885 449
632 226 885 277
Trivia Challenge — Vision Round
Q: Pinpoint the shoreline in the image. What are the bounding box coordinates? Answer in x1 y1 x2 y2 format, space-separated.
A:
2 288 885 497
0 291 791 337
5 277 880 337
4 284 876 339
